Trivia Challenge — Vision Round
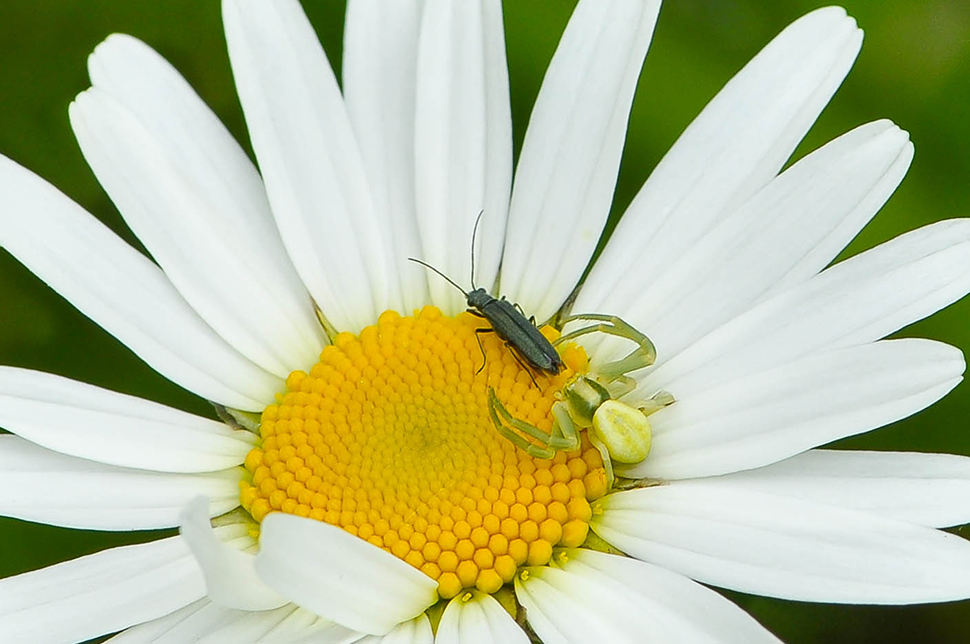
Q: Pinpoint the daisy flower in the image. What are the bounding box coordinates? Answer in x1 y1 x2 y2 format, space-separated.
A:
1 1 970 642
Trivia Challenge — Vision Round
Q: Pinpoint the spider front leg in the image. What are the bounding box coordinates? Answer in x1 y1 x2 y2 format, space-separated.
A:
549 401 581 452
586 432 615 489
604 374 636 400
553 399 612 487
639 389 676 416
553 313 657 381
487 389 577 458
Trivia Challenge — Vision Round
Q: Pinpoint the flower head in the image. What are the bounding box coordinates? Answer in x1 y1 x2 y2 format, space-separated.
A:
1 1 970 642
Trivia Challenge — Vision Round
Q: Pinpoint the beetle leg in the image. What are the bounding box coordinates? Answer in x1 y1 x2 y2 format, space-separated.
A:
488 388 557 458
473 328 492 374
553 314 657 380
504 343 540 388
586 431 615 488
505 300 540 327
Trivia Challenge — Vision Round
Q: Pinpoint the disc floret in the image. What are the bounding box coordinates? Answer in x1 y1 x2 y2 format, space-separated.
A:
239 307 610 598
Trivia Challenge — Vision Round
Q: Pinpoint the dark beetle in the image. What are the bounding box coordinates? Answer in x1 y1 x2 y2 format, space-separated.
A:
408 214 563 378
467 287 564 375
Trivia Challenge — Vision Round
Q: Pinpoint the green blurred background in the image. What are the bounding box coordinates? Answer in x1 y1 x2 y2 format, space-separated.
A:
0 1 968 642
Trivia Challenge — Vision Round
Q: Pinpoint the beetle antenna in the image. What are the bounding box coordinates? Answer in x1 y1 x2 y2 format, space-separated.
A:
469 210 484 289
408 257 469 297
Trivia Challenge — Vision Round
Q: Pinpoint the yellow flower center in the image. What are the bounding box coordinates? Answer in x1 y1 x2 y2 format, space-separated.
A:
240 306 608 598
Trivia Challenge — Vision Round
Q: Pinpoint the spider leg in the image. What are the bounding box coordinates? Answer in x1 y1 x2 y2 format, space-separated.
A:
554 314 657 380
487 388 559 458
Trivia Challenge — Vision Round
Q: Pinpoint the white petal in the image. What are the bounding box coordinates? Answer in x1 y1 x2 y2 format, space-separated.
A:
343 0 428 313
180 497 288 611
0 435 240 530
107 599 238 643
0 536 205 643
258 614 363 644
584 120 914 369
356 614 434 644
707 449 970 529
84 35 326 377
108 600 360 644
413 0 512 315
512 571 585 644
201 604 361 644
436 591 528 643
501 0 661 321
642 219 970 396
69 90 320 380
579 7 863 316
517 565 656 644
255 512 438 635
594 483 970 604
121 604 411 644
0 367 255 472
223 0 387 331
0 154 281 410
619 339 964 480
195 606 296 643
517 549 780 643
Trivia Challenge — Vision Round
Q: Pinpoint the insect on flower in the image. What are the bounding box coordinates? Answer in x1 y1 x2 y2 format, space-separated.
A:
409 212 567 380
489 314 673 483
